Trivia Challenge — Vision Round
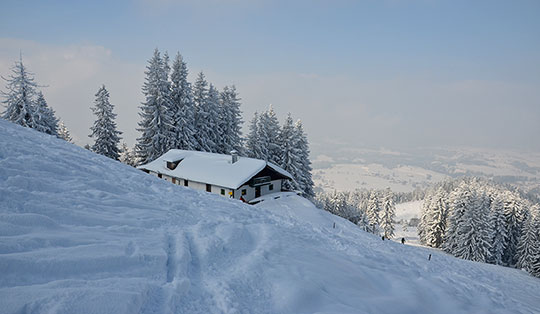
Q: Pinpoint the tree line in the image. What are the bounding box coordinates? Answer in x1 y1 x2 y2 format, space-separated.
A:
314 188 396 239
418 177 540 278
1 51 314 197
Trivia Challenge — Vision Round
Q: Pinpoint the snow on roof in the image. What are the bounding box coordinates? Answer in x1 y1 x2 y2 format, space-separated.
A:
138 149 293 189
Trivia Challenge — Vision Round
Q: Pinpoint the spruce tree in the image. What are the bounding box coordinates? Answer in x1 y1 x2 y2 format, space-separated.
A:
453 191 493 263
294 119 314 197
206 84 223 153
443 183 473 255
170 53 197 150
258 105 281 164
245 112 266 159
89 85 122 160
33 91 59 136
502 191 526 266
136 49 175 164
366 192 381 235
192 72 215 152
218 85 244 154
279 113 302 190
57 121 73 143
516 205 540 275
119 142 138 167
380 188 396 239
425 188 449 248
490 194 508 265
1 56 38 128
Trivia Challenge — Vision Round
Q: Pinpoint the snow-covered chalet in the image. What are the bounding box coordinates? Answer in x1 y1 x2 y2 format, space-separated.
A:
137 149 294 202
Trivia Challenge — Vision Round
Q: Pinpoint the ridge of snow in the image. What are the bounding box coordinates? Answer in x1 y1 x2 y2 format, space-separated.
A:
1 119 540 314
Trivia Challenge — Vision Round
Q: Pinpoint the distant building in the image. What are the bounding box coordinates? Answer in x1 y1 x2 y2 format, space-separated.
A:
137 149 294 202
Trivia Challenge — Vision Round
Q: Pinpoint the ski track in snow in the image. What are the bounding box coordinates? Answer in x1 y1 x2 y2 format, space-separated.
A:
1 119 540 314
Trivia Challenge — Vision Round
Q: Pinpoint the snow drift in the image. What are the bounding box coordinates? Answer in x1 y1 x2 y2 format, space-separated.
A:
1 119 540 314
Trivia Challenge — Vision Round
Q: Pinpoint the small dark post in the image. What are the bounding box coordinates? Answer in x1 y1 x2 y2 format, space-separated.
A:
401 237 405 244
428 254 432 261
333 222 336 229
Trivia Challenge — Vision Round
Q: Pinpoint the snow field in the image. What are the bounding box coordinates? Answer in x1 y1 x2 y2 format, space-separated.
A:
1 119 540 314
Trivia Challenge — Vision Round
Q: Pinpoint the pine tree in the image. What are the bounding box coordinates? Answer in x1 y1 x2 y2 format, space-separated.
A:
169 53 197 151
33 91 59 136
294 119 314 197
1 56 38 128
57 121 73 143
443 183 473 255
119 142 138 167
453 190 493 263
258 105 281 164
136 49 175 164
89 85 122 160
490 194 508 265
423 188 449 248
279 113 302 190
418 193 433 245
516 205 540 275
192 72 216 152
501 191 526 266
206 84 223 153
366 192 381 235
380 188 396 239
218 85 244 154
245 112 266 159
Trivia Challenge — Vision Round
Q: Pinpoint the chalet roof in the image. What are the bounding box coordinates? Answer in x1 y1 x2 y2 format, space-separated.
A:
137 149 293 189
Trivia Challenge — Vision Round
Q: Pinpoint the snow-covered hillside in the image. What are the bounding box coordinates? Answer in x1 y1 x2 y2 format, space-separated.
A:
1 119 540 314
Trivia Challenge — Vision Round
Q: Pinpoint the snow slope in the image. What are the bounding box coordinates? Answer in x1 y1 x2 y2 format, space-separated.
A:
1 119 540 314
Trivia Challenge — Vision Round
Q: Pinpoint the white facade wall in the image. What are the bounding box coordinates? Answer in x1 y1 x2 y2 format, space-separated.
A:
149 171 282 202
234 179 282 201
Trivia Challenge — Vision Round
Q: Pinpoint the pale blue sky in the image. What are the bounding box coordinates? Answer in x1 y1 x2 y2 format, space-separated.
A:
1 0 539 152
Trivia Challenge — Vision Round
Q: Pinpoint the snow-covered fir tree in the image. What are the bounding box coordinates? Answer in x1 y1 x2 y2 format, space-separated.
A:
257 105 281 164
1 56 38 128
33 91 59 136
279 113 302 191
490 194 508 265
245 112 266 159
136 49 175 164
380 188 396 239
294 119 314 197
501 191 526 266
453 190 493 263
119 142 138 167
419 188 448 248
443 183 474 255
57 121 73 143
192 72 216 152
89 85 122 160
169 53 197 151
516 205 540 275
366 192 381 235
218 85 244 154
205 84 223 152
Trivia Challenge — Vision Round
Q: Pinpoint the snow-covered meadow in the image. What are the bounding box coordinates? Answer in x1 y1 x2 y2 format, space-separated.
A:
1 119 540 314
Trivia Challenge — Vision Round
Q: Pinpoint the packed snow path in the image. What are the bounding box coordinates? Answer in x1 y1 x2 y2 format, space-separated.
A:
1 119 540 314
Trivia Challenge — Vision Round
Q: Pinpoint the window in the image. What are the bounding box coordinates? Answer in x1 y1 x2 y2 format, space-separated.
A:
242 189 247 195
184 180 188 187
206 184 212 192
220 189 225 195
158 173 162 179
269 184 274 191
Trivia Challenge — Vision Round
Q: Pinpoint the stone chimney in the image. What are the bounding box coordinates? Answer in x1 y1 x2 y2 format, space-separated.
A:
231 150 238 164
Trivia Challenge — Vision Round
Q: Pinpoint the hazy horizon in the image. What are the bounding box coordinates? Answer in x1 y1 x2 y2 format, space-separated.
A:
1 0 539 153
